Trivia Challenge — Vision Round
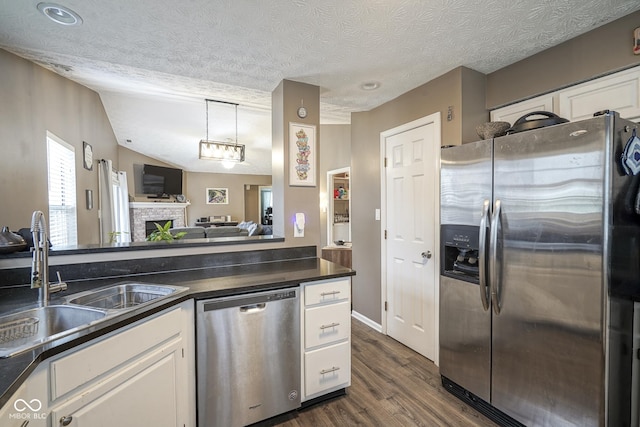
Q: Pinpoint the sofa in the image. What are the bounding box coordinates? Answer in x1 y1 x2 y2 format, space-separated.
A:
236 221 273 236
170 221 272 239
170 226 248 239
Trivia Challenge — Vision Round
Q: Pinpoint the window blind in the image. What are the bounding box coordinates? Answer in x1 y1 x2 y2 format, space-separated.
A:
47 135 78 247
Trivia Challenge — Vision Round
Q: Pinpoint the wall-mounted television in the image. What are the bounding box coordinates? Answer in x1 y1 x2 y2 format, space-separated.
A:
142 164 183 196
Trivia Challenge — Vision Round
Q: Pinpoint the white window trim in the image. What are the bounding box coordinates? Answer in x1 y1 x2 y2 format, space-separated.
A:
46 131 78 247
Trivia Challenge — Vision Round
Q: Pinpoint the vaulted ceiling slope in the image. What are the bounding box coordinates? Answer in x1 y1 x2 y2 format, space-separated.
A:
1 0 638 174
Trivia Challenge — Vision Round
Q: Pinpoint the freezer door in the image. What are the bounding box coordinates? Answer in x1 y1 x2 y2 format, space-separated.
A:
439 139 492 401
439 275 491 401
440 140 492 226
490 118 608 426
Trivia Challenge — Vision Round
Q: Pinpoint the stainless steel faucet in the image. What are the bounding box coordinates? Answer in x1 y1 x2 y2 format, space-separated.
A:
30 210 66 306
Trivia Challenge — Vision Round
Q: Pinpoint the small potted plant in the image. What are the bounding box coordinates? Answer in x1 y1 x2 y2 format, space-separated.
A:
146 221 187 242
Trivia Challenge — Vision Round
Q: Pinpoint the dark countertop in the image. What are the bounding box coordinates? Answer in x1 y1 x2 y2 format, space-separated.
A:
0 234 284 258
0 257 354 409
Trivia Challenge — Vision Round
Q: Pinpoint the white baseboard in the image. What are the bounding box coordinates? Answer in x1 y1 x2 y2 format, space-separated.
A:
351 310 382 333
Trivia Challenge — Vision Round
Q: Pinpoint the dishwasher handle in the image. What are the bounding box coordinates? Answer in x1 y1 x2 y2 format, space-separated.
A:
240 303 266 313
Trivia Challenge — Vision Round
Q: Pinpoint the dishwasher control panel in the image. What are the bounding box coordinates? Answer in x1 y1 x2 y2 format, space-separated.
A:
267 290 297 301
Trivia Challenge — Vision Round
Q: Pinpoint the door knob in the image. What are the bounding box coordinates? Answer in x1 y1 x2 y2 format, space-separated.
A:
421 251 432 259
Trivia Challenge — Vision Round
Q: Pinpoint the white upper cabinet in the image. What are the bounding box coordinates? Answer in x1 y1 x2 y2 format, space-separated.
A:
490 65 640 126
558 67 640 122
490 94 555 126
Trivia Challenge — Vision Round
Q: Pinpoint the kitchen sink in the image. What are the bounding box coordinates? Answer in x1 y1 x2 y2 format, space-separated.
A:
0 305 108 357
67 283 184 310
0 283 185 358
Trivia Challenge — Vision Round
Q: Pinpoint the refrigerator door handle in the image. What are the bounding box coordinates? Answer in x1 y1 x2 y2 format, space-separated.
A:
478 199 491 311
489 199 502 315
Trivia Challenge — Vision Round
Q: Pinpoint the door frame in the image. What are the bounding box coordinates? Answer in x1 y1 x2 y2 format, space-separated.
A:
326 167 351 245
379 112 441 365
258 185 272 224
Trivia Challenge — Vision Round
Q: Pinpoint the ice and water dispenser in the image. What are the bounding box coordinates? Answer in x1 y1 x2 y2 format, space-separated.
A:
440 225 481 284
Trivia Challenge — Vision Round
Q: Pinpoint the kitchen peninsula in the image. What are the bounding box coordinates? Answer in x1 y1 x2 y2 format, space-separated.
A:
0 243 355 426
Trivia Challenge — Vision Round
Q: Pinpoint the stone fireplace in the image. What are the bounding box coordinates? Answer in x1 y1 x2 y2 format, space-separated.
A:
129 202 188 242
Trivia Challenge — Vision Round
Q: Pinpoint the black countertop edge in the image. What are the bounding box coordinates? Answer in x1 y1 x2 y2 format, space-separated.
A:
0 258 355 409
0 235 285 258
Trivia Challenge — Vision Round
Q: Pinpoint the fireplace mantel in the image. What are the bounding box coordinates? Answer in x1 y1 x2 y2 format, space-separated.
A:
130 202 190 208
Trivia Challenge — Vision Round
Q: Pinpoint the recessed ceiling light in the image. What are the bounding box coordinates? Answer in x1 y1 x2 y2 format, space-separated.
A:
360 82 380 91
37 3 83 26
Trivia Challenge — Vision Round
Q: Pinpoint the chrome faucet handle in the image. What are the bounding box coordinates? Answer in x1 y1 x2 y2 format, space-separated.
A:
50 271 68 294
31 271 42 288
30 246 42 289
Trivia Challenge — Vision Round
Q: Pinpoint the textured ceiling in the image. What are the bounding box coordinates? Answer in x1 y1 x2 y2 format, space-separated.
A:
1 0 639 174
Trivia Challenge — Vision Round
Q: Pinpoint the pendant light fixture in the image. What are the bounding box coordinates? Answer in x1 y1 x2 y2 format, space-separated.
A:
199 99 245 164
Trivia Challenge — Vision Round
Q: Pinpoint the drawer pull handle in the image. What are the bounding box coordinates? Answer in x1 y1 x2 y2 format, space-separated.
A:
320 366 340 375
320 291 341 297
320 322 340 330
60 416 73 426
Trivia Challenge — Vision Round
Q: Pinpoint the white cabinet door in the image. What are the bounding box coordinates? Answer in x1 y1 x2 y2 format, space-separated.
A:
304 301 351 349
304 341 351 398
50 349 180 427
490 94 555 126
304 278 350 306
48 299 195 427
50 307 183 400
558 67 640 122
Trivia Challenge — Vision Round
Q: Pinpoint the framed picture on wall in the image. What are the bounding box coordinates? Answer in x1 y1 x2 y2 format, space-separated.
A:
289 122 316 187
206 188 228 204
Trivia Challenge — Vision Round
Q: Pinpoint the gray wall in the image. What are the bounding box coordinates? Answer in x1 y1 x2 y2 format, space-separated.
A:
0 49 118 244
350 67 486 323
486 10 640 108
319 124 351 248
185 172 271 225
271 80 322 249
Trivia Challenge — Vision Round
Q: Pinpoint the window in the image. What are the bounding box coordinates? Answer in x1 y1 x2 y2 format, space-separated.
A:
47 132 77 246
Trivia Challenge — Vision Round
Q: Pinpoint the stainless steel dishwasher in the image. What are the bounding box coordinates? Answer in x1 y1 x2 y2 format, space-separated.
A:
196 287 300 426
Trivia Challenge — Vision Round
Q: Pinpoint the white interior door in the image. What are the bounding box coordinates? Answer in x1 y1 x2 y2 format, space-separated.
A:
382 114 440 361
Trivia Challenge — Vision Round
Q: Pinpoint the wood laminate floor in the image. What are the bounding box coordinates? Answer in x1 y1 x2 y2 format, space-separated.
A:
269 319 498 427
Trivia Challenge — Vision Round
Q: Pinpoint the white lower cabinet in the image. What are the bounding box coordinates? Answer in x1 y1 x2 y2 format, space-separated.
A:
304 301 351 349
0 300 195 427
304 341 351 397
301 278 351 402
50 348 180 426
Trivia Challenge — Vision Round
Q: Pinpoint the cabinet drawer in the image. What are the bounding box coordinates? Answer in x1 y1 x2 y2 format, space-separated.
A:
304 279 350 306
305 301 350 349
50 307 182 400
304 341 350 397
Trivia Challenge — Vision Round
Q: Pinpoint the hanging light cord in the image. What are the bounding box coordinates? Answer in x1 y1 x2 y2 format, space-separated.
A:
234 103 238 147
204 98 239 144
205 99 209 142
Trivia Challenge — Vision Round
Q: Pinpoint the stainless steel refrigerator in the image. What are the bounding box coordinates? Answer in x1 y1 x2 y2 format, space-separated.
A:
439 111 638 427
